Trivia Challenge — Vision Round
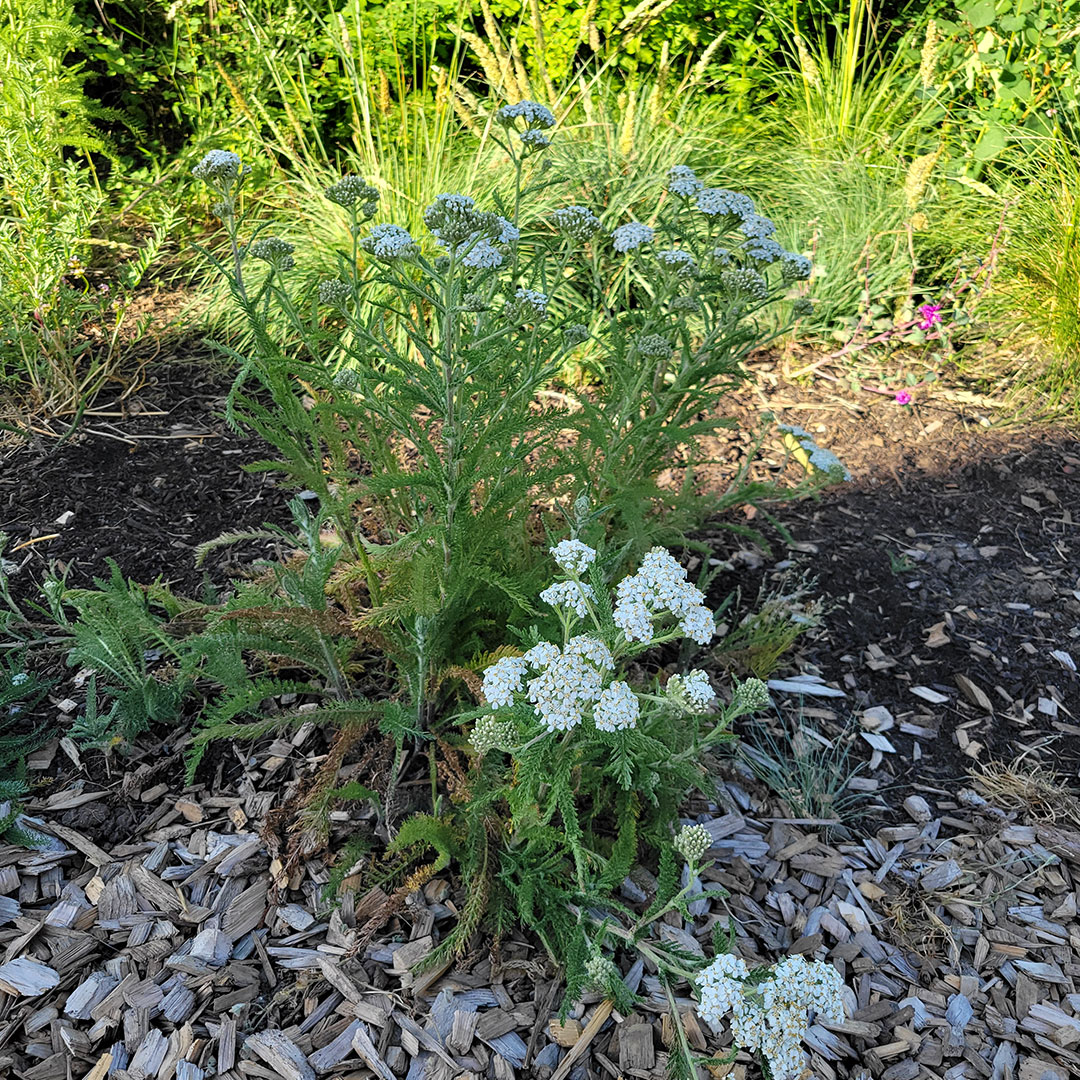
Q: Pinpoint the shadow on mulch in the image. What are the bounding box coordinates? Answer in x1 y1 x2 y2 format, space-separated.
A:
2 356 1077 823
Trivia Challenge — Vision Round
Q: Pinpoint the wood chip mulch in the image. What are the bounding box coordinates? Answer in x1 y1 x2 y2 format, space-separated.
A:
2 738 1078 1080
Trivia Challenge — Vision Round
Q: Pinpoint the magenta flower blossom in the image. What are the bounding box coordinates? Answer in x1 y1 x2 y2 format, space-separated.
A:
895 390 913 405
917 303 943 330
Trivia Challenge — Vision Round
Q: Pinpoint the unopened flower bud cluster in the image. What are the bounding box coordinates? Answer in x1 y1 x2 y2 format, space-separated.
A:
697 953 845 1080
674 823 711 862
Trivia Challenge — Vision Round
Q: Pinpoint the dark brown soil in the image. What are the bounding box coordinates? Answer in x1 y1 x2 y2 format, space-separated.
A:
2 362 295 603
2 352 1077 823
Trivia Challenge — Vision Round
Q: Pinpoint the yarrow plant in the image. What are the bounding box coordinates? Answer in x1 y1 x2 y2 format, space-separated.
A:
424 537 776 1025
695 953 845 1080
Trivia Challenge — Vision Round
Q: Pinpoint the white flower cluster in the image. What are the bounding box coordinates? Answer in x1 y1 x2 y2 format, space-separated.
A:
697 954 845 1080
668 164 703 198
11 672 29 687
743 238 785 264
594 680 640 732
249 236 295 270
462 239 503 269
779 424 852 482
498 100 556 148
697 188 755 218
506 286 548 321
539 580 595 618
657 248 697 276
550 539 596 576
360 223 417 260
613 548 714 646
326 175 380 217
526 636 615 731
674 822 711 862
424 193 487 247
740 212 777 240
781 251 812 280
552 205 601 242
482 655 527 708
612 222 654 253
192 149 247 184
667 669 717 713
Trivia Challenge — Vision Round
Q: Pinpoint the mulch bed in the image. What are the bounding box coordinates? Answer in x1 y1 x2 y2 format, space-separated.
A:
0 355 1078 1080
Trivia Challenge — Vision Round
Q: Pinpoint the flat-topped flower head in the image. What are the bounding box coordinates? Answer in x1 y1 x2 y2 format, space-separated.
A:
496 217 520 245
539 580 595 618
657 248 697 276
721 267 769 302
780 251 812 281
482 655 527 708
526 637 611 731
612 222 654 253
471 714 516 755
668 164 703 198
637 333 672 358
519 129 551 149
563 322 590 345
594 681 639 732
425 193 492 247
552 205 602 242
733 677 770 712
506 287 548 321
249 236 295 270
550 539 596 576
696 188 755 218
360 224 417 260
193 149 246 183
497 100 557 129
613 548 714 645
740 212 777 239
668 669 716 713
326 175 380 217
462 238 503 270
318 279 352 309
743 238 785 264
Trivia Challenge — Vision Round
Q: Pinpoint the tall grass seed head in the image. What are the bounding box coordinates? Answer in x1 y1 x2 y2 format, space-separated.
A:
674 822 711 862
360 224 417 260
612 222 654 253
552 205 602 242
668 164 703 197
594 680 640 732
550 539 596 576
318 279 352 309
249 236 295 270
326 175 380 217
697 188 755 218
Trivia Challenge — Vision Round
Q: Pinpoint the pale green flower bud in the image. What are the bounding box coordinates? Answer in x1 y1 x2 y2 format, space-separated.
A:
674 823 711 863
734 678 770 713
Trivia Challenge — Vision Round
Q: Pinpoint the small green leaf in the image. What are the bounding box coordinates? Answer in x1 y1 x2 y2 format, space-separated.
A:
965 0 998 29
974 123 1008 161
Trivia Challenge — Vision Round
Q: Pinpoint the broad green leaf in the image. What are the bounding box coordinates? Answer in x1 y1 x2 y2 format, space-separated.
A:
973 123 1008 161
966 0 998 29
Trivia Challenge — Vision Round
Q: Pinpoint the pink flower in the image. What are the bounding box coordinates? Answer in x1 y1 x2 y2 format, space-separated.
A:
917 303 943 330
895 390 912 405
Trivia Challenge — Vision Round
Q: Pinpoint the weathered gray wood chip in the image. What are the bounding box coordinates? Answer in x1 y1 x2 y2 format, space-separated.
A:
0 956 60 997
244 1029 316 1080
